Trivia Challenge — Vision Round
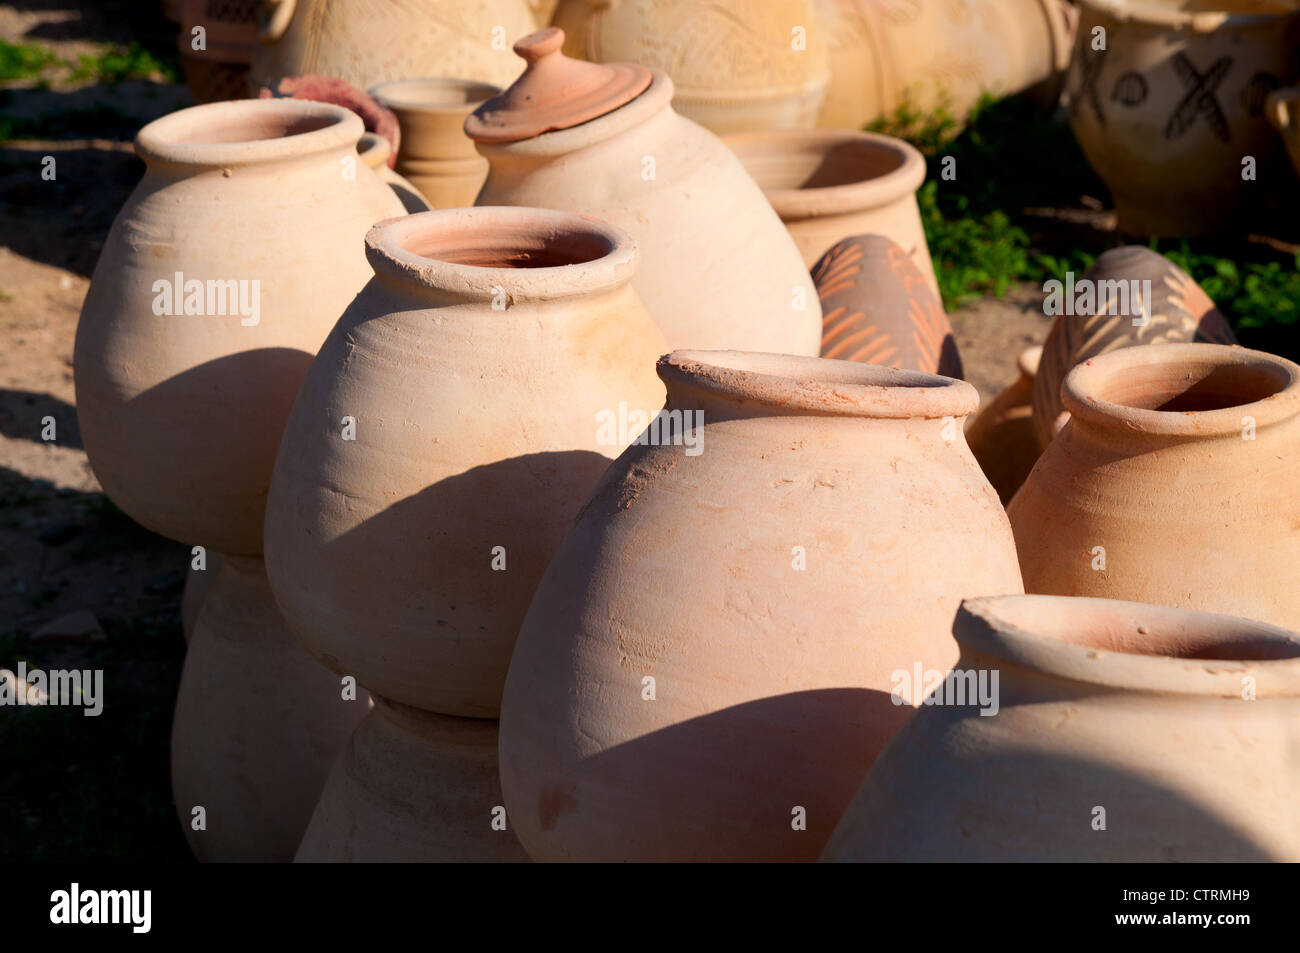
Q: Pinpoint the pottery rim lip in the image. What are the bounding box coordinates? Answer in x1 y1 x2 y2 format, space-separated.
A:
364 206 639 302
722 129 926 220
957 595 1300 697
1081 0 1298 30
1061 343 1300 437
370 77 502 114
658 350 978 419
136 98 363 168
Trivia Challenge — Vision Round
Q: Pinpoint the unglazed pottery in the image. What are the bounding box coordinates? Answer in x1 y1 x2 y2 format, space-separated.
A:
469 29 822 355
725 129 937 298
815 0 1076 129
824 594 1300 861
171 556 369 862
263 207 667 717
178 0 259 104
258 73 401 166
966 346 1042 504
1066 0 1300 235
1010 343 1300 629
1266 85 1300 178
180 552 222 644
551 0 830 133
499 350 1024 861
813 234 959 376
296 699 527 862
357 132 433 214
371 78 502 209
74 99 404 556
1032 245 1236 449
250 0 539 91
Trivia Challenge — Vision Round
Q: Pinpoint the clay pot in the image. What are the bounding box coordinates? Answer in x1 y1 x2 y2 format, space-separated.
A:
250 0 539 91
813 234 959 376
1266 85 1300 179
725 129 938 299
498 350 1024 861
1032 246 1236 450
551 0 830 134
180 552 223 644
74 99 404 557
815 0 1076 130
824 594 1300 862
263 207 667 717
296 698 528 862
468 28 821 355
1066 1 1300 236
966 346 1041 504
370 78 501 209
257 73 402 167
357 132 433 213
1010 343 1300 629
171 556 370 862
178 0 260 104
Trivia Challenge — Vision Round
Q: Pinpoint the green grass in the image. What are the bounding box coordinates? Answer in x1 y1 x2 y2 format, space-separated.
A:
0 37 179 88
0 39 59 82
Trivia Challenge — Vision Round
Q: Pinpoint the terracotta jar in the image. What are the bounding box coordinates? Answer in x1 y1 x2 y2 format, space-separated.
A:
178 0 260 104
725 129 938 299
815 0 1076 130
550 0 830 134
1066 1 1300 236
74 99 404 557
263 207 667 717
250 0 539 91
357 132 433 213
1032 246 1236 450
296 699 528 862
370 78 501 209
498 350 1024 861
1010 343 1300 630
966 346 1041 504
171 556 370 862
824 594 1300 862
468 28 821 355
1266 85 1300 179
814 234 959 376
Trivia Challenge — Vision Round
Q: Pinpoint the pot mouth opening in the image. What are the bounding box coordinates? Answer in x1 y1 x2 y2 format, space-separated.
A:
371 77 501 110
658 350 978 419
136 99 361 167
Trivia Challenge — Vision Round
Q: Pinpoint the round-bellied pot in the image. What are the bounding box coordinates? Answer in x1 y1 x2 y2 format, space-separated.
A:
725 129 937 299
1266 85 1300 179
180 553 223 644
263 207 667 717
370 78 502 209
498 350 1024 862
467 28 821 355
1010 343 1300 629
823 594 1300 862
965 346 1041 505
295 698 528 862
74 99 404 557
1065 0 1300 236
550 0 830 134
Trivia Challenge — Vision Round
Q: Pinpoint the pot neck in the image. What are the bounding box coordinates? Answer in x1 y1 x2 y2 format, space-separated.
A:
373 695 500 748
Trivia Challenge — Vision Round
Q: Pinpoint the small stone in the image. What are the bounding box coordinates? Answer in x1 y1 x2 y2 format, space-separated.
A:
32 610 106 642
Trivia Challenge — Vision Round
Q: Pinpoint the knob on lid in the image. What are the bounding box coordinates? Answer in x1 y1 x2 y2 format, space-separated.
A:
464 27 652 143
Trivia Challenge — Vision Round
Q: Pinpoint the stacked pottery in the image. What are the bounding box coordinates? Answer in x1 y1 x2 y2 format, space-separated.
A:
725 130 938 299
825 595 1300 861
178 0 260 104
263 207 668 860
73 99 404 861
1010 343 1300 630
498 350 1024 861
468 28 821 354
965 346 1042 504
551 0 830 133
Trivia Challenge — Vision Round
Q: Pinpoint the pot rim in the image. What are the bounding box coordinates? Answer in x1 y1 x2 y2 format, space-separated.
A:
957 595 1300 697
370 77 502 113
1061 343 1300 437
722 129 926 220
364 205 639 302
1079 0 1297 30
658 350 978 419
136 98 362 168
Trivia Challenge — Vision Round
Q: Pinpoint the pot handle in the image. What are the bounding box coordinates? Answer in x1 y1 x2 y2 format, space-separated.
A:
1267 90 1293 132
260 0 297 44
357 132 391 170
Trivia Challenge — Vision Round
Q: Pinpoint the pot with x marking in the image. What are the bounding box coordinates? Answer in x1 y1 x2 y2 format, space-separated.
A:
1065 0 1300 236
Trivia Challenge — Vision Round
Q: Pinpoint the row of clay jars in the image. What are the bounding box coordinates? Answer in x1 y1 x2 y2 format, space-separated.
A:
825 594 1300 861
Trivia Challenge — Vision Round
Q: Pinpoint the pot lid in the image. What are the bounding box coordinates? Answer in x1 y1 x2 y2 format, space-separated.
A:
464 27 652 143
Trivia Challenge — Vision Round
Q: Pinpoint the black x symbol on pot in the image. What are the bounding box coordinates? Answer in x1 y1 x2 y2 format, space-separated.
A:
1165 52 1232 143
1071 48 1107 125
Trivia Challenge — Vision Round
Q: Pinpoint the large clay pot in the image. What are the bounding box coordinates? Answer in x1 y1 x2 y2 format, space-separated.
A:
966 346 1041 504
499 350 1024 861
370 78 501 209
357 132 433 213
263 207 667 717
178 0 260 104
468 28 822 355
250 0 539 91
1066 0 1300 236
725 129 938 298
824 594 1300 861
1010 343 1300 630
296 699 528 862
1265 85 1300 179
551 0 830 134
171 556 370 862
815 0 1076 130
74 99 404 557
